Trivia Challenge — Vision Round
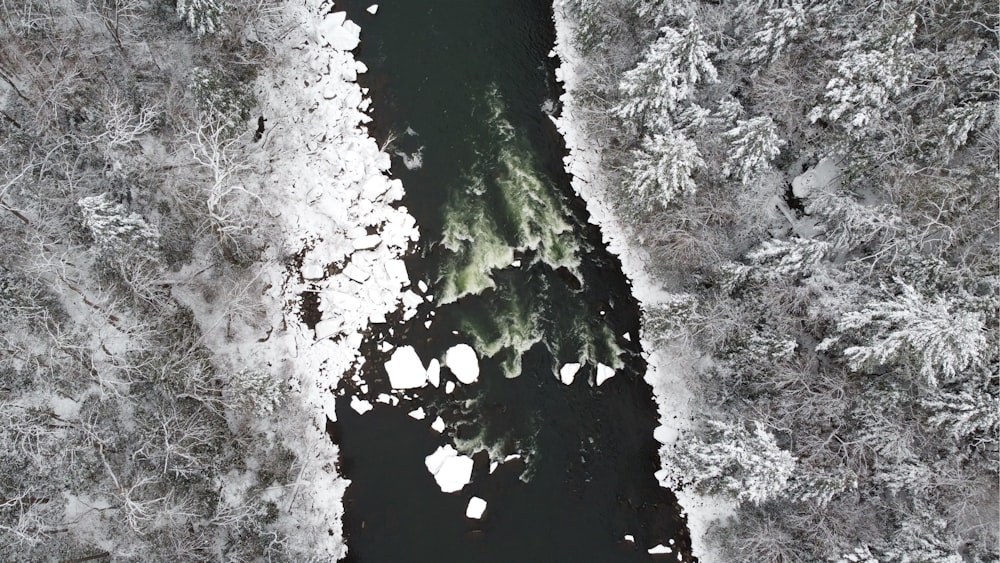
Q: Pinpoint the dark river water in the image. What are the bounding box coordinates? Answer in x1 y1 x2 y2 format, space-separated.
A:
329 1 692 561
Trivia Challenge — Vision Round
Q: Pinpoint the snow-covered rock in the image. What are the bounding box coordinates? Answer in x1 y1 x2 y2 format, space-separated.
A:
424 445 474 493
446 344 480 384
559 362 581 385
465 497 487 519
596 363 615 386
384 346 427 389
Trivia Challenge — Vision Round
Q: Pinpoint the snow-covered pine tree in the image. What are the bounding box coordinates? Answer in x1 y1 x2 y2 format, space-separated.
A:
629 130 703 209
666 420 796 505
808 13 917 134
818 281 986 386
176 0 225 37
722 116 785 184
77 193 159 257
615 22 717 128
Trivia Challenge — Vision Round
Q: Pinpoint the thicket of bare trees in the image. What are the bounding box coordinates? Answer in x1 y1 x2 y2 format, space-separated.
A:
563 0 998 560
0 0 322 559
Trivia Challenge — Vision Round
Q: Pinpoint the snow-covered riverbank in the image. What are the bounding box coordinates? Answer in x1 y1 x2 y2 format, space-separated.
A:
180 0 418 557
550 2 734 559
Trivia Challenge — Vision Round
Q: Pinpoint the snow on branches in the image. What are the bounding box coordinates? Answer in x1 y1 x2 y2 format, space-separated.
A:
629 130 703 209
615 22 717 128
819 280 986 386
809 14 917 134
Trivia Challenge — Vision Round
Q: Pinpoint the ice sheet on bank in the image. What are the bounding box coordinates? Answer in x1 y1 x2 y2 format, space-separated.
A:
596 363 615 386
465 496 487 519
445 343 480 384
384 346 427 389
424 445 474 493
559 362 581 385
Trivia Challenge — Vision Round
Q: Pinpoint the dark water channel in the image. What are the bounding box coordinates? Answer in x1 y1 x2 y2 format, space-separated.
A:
330 2 692 561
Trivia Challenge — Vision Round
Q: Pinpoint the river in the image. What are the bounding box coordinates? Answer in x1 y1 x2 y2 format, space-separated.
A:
330 1 692 560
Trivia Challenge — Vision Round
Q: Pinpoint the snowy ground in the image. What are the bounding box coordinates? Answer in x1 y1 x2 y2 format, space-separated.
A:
551 2 735 560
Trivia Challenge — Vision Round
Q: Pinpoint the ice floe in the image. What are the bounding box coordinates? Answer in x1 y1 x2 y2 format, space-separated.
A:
424 445 474 493
648 544 672 554
465 497 487 519
350 396 373 415
384 346 427 389
558 362 581 385
366 4 378 14
431 416 446 433
407 407 426 420
427 358 441 387
595 363 615 386
445 343 480 384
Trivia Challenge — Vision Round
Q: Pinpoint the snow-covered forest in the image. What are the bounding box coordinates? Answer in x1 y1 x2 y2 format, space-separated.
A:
0 0 418 559
558 0 998 560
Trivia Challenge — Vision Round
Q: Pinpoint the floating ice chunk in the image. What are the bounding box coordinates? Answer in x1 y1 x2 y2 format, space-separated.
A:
623 333 631 342
431 416 445 433
378 341 393 352
351 234 381 250
326 18 361 52
653 425 676 445
427 359 441 387
401 290 423 310
489 461 499 474
624 534 635 543
301 262 325 279
559 363 581 385
375 393 393 405
424 320 432 329
350 396 373 415
596 363 615 386
384 346 427 389
384 259 409 287
511 259 521 267
343 263 370 283
366 4 378 14
503 454 521 463
418 280 428 293
648 544 672 554
408 407 426 420
424 445 474 493
446 344 480 384
465 497 487 519
355 61 368 74
445 381 456 394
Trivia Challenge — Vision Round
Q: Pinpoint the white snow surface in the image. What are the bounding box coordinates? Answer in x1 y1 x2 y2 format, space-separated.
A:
558 362 581 385
466 496 488 519
445 343 480 384
385 346 428 389
424 445 474 493
552 2 734 560
595 363 615 386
